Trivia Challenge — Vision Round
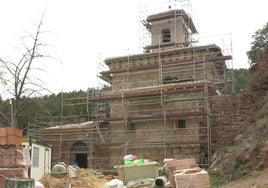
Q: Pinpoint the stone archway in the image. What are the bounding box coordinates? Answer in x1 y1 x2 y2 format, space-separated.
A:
71 142 88 168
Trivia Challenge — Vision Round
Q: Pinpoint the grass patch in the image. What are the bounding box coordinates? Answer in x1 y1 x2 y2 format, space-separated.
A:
209 175 227 187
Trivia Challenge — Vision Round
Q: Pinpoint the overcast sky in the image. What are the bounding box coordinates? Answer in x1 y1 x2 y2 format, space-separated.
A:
0 0 267 97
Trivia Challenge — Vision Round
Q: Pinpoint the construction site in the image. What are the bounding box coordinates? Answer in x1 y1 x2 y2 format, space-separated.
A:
2 0 268 187
39 0 234 173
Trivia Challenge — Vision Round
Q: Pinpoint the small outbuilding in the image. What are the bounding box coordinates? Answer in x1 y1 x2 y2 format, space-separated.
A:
23 138 52 180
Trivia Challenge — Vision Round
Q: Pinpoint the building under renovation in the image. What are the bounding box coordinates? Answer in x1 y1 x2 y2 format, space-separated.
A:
42 2 232 171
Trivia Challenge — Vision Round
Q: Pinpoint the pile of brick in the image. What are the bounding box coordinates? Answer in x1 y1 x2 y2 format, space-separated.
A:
0 127 31 187
165 158 210 188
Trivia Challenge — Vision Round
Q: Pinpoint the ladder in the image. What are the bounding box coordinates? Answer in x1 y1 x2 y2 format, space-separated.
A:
95 122 104 143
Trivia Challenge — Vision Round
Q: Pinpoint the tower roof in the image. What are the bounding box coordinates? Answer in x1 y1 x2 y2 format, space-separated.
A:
146 9 197 34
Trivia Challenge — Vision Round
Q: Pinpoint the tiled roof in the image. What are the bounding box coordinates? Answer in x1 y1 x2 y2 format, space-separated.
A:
44 121 96 130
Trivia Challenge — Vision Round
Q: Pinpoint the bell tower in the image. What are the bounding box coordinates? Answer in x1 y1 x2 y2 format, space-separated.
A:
143 9 197 52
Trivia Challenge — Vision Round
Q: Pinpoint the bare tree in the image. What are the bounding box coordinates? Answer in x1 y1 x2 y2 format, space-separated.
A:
0 15 52 127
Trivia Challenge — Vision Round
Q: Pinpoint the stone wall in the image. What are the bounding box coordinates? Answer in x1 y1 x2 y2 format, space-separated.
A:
211 93 256 151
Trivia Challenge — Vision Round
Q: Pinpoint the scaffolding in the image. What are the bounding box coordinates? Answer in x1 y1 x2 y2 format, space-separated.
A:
85 0 232 169
37 0 233 171
91 44 232 168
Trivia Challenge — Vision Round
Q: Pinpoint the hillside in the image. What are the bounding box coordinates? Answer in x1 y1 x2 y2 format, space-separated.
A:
209 46 268 187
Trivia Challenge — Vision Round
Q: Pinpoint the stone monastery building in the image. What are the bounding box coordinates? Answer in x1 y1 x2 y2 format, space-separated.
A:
43 4 233 171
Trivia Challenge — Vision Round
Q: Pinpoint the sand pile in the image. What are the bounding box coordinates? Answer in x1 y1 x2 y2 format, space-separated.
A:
39 168 108 188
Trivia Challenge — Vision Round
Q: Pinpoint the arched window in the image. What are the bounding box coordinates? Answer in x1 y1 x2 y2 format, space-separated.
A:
71 142 88 168
71 142 88 153
162 29 171 43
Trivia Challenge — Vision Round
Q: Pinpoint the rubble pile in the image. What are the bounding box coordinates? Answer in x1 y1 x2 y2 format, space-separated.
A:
38 155 210 188
39 168 108 188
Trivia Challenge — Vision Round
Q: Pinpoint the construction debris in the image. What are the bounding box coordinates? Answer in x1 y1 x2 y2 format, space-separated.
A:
114 161 159 185
107 155 210 188
105 179 124 188
165 158 197 187
174 168 210 188
39 167 108 188
126 178 155 188
112 157 210 188
165 158 210 188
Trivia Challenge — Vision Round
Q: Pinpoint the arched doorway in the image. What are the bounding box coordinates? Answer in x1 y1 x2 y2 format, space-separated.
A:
71 142 88 168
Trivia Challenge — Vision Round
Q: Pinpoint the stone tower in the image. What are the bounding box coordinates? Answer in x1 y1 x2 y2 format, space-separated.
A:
144 9 197 52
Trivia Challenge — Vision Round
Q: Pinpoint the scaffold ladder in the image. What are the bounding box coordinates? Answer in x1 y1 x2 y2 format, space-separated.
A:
95 123 104 143
118 144 128 165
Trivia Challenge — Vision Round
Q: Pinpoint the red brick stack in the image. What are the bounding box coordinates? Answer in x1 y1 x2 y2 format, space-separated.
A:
164 158 210 188
174 168 210 188
0 127 31 187
165 158 197 187
0 127 22 145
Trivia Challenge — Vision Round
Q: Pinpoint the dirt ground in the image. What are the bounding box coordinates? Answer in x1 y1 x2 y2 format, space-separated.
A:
39 168 108 188
68 169 268 188
38 167 268 187
220 168 268 188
